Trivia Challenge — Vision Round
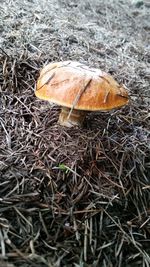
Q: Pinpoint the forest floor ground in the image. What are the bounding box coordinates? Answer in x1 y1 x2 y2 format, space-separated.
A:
0 0 150 266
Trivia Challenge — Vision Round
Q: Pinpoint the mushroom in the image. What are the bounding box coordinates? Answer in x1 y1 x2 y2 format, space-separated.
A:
35 61 129 127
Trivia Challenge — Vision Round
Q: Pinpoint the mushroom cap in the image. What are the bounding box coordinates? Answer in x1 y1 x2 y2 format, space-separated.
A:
35 61 129 111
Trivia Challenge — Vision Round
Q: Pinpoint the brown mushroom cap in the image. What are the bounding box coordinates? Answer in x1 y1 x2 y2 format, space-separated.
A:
35 61 129 111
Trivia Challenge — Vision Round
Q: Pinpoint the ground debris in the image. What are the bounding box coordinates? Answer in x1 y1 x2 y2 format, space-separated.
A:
0 0 150 266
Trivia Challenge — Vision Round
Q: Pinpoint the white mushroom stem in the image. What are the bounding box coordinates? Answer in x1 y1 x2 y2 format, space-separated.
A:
58 107 87 127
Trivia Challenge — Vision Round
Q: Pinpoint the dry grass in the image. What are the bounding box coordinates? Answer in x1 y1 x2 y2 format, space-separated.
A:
0 0 150 266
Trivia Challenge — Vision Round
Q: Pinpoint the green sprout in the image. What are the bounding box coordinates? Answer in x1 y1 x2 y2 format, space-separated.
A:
58 163 69 174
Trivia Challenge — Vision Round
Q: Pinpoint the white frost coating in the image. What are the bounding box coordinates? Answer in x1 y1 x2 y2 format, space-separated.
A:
60 61 103 78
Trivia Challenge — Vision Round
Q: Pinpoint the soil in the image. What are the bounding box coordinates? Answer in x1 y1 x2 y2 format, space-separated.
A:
0 0 150 266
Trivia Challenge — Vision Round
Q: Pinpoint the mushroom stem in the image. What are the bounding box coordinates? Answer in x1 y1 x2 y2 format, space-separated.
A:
58 107 86 127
